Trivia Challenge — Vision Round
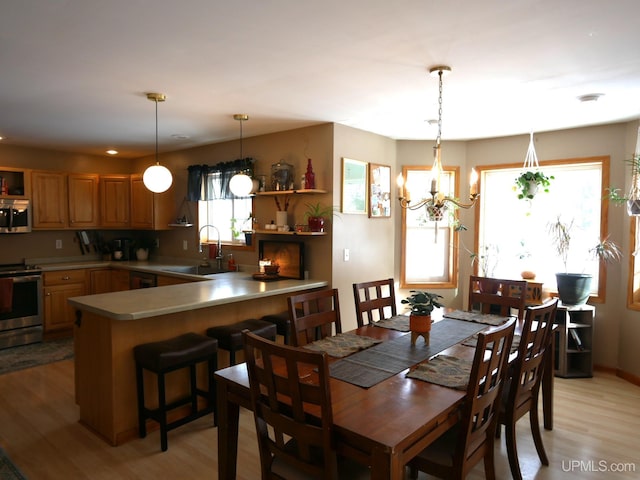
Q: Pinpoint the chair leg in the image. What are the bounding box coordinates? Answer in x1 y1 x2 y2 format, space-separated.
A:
505 420 523 480
189 364 198 413
530 403 549 465
229 349 236 366
135 364 146 438
208 357 217 427
483 429 497 480
407 465 419 479
158 372 168 452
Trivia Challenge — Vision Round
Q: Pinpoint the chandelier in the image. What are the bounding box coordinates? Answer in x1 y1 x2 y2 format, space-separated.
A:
397 66 478 220
142 93 173 193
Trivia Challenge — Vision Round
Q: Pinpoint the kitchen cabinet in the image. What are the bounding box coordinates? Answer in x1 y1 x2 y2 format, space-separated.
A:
110 269 130 291
68 173 99 228
0 167 29 198
32 171 68 229
554 303 594 378
100 175 130 228
130 174 175 230
43 269 87 336
88 268 112 294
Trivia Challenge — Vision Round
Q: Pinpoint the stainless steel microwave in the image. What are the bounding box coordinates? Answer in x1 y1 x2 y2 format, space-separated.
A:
0 199 31 233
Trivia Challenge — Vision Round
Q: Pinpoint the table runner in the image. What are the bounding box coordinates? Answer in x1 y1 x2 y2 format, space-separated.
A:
462 333 521 352
303 333 382 358
443 309 511 326
406 354 472 390
329 318 486 388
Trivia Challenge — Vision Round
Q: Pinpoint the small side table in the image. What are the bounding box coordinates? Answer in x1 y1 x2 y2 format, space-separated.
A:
554 303 595 378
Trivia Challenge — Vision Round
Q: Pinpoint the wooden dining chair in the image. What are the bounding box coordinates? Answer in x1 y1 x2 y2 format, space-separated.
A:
407 317 516 480
468 276 528 320
242 330 370 480
497 298 558 480
352 278 397 327
287 288 342 347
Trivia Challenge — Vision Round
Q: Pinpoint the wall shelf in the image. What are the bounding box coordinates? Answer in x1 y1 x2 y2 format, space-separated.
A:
254 229 326 236
255 189 327 196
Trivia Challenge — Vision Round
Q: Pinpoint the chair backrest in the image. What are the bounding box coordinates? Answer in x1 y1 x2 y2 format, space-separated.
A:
288 288 342 347
455 317 516 476
352 278 397 327
242 330 339 479
504 298 558 419
468 276 527 320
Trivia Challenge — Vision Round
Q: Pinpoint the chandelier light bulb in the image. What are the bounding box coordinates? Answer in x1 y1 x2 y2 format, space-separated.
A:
143 163 173 193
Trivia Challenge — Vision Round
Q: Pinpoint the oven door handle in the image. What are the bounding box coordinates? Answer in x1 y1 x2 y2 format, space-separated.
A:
9 275 42 283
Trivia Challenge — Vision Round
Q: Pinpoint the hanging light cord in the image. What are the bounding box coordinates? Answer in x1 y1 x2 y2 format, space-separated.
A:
436 68 443 149
154 97 159 165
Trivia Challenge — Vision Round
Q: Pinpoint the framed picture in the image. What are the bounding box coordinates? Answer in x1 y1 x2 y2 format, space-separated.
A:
341 157 368 214
258 240 305 279
369 163 391 217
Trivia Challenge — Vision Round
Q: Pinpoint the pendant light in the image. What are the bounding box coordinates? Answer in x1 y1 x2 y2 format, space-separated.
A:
142 92 173 193
228 114 254 197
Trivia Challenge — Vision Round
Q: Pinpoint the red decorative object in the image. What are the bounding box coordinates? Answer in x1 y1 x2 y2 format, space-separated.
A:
409 314 432 346
307 216 324 232
304 158 316 189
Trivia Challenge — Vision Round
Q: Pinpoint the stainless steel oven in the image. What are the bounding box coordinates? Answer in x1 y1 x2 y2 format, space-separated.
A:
0 264 43 349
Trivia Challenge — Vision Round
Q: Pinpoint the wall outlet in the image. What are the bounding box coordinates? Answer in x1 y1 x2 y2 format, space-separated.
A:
183 240 188 250
55 239 62 249
154 238 160 248
343 248 350 261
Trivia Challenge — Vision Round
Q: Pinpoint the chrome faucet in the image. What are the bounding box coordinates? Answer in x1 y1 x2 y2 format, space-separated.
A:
198 224 223 268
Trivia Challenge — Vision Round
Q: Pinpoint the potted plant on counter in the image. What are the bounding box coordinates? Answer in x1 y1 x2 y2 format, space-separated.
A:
548 216 622 305
401 290 444 345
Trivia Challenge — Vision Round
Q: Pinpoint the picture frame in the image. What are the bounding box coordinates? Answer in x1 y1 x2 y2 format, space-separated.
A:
368 163 391 217
341 157 368 214
258 240 305 279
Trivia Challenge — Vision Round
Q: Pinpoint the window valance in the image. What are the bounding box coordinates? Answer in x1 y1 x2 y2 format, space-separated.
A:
187 158 255 201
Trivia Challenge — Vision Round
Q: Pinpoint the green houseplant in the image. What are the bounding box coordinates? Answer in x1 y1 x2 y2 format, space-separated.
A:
547 216 622 305
303 202 336 232
401 290 444 345
514 171 553 200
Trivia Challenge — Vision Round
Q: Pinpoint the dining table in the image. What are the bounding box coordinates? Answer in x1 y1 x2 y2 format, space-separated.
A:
214 308 555 480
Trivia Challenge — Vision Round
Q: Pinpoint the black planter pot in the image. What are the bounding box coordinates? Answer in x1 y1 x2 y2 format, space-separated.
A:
555 273 592 305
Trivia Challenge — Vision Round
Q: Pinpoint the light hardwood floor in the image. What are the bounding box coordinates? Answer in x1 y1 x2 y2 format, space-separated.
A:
0 359 638 479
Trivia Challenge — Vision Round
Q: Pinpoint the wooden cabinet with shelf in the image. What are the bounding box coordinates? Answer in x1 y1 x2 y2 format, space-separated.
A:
130 174 175 230
554 303 594 378
0 168 29 197
32 171 68 229
100 175 130 228
43 269 87 336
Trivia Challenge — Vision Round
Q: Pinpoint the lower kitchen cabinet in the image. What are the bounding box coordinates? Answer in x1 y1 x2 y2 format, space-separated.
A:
43 269 87 337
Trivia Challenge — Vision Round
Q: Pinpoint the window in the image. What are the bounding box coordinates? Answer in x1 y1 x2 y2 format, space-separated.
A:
476 157 609 301
628 218 640 309
400 166 459 288
198 198 253 244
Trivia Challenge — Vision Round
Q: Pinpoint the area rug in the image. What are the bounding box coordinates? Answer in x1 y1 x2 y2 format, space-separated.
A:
0 338 73 376
0 447 27 480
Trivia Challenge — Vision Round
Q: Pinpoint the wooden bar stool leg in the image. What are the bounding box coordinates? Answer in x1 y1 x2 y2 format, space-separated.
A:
189 364 198 413
136 364 147 438
157 372 168 452
208 358 217 427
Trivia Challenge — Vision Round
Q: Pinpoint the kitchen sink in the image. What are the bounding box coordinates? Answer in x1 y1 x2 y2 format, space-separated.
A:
161 265 229 276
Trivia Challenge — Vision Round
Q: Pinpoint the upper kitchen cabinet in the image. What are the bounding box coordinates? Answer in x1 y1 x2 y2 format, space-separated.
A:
68 173 99 228
32 171 68 229
0 167 30 198
130 174 175 230
100 175 130 228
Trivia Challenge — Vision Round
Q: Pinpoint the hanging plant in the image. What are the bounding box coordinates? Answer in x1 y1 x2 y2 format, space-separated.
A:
604 148 640 216
514 170 553 200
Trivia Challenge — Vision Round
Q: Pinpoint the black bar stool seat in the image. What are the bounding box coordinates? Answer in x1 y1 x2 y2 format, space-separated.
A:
260 311 292 344
206 319 277 366
134 332 218 452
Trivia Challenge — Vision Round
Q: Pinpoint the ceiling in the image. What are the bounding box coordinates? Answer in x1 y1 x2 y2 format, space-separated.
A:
1 1 639 159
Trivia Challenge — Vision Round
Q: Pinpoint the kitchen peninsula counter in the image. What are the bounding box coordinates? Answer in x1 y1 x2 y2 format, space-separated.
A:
69 273 328 446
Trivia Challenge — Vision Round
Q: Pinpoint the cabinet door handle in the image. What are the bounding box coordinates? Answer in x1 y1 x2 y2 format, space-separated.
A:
62 276 70 280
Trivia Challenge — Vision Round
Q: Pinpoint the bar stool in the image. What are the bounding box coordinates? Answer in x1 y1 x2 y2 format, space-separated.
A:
134 332 218 452
206 319 277 366
260 311 292 344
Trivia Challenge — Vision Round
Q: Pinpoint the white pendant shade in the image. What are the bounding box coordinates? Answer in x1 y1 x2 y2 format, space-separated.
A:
229 172 253 197
143 164 173 193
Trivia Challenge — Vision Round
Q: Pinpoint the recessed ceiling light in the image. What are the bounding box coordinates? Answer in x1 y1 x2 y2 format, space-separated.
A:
106 149 118 155
171 134 190 140
578 93 604 103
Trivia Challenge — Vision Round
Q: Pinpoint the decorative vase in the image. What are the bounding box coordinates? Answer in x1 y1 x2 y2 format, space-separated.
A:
304 158 316 189
135 248 149 261
555 273 592 305
409 314 431 346
276 210 288 227
308 216 325 232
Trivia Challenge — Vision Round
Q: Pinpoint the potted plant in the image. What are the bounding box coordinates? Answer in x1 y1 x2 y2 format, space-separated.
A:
605 154 640 215
401 290 444 345
303 202 336 232
547 216 622 305
514 171 553 200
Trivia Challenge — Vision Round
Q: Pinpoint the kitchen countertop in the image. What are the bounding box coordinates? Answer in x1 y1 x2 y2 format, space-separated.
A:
68 269 328 321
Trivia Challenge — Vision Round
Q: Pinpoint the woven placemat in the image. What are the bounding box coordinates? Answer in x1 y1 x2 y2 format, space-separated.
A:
443 309 511 326
406 354 472 390
303 333 382 358
371 315 410 332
